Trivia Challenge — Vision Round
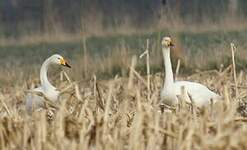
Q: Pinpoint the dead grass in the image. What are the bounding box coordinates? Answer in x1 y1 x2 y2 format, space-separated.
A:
0 29 246 149
0 57 246 149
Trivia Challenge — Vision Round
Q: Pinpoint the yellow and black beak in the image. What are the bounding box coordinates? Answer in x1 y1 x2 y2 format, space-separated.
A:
60 58 71 68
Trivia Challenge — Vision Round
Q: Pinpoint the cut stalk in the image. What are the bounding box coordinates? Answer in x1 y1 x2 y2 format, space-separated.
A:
230 43 238 96
175 59 181 81
139 39 151 102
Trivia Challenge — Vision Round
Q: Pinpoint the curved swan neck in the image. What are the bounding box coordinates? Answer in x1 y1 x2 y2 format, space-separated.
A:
40 58 55 89
162 47 174 87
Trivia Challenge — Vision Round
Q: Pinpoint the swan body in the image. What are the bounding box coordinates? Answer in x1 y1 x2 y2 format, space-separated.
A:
162 81 220 107
25 54 71 112
160 37 220 107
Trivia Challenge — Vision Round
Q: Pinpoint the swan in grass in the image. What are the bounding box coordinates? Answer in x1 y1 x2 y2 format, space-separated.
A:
160 36 221 107
25 54 71 112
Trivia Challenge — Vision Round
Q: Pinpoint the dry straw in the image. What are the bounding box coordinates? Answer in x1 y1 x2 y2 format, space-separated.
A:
175 59 181 80
0 39 246 150
230 43 238 96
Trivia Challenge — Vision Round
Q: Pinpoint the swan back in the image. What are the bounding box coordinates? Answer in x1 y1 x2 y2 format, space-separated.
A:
174 81 220 107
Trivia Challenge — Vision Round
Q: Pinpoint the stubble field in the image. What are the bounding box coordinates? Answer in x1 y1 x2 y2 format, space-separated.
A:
0 30 247 149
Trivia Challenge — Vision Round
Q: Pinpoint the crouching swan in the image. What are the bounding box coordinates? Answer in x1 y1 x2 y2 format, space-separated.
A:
26 54 71 112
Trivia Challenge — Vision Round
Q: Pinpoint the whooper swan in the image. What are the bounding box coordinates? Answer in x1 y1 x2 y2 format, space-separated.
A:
160 36 220 107
26 54 71 112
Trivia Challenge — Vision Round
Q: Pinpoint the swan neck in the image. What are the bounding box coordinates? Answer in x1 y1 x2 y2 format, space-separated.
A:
40 58 55 89
162 47 174 87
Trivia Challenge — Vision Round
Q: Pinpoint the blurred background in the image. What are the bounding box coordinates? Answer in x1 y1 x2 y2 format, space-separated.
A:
0 0 247 85
1 0 246 37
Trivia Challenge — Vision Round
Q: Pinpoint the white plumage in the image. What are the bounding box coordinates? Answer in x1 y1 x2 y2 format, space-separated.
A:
160 36 220 107
25 54 71 112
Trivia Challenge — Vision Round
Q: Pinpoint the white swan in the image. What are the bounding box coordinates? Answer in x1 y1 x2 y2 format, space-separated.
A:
26 54 71 112
160 36 220 107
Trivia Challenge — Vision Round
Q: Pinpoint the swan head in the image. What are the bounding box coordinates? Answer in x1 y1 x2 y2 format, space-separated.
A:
49 54 71 68
162 36 174 48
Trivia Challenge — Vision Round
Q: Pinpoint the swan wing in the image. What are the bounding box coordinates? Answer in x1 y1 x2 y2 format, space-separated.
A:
174 81 220 107
25 87 45 113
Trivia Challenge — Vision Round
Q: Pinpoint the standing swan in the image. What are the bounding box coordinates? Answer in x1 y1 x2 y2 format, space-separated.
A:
26 54 71 112
161 36 220 107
